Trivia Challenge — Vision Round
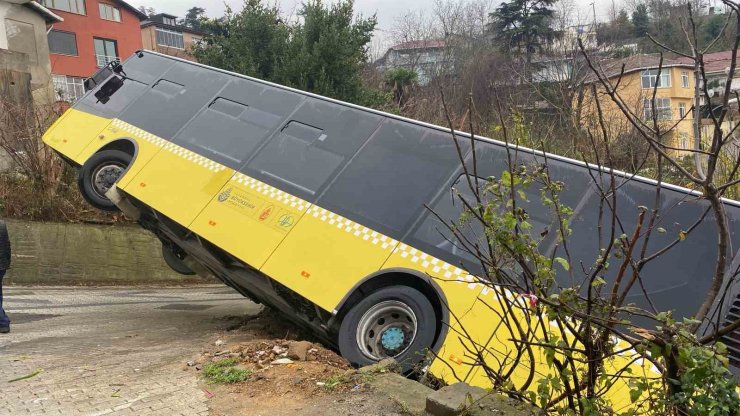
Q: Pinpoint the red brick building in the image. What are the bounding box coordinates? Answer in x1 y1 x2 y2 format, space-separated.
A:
40 0 145 101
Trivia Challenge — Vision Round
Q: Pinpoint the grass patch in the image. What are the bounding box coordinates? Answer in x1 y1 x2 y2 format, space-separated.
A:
322 370 377 390
202 358 252 384
322 373 349 390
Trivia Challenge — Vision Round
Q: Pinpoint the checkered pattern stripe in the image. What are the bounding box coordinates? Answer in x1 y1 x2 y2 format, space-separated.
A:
161 142 226 173
111 119 167 147
111 119 226 173
231 172 310 213
392 243 478 286
309 206 398 250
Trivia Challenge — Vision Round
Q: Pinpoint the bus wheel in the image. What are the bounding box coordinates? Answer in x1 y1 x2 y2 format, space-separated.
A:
78 150 132 211
162 244 196 276
338 286 436 373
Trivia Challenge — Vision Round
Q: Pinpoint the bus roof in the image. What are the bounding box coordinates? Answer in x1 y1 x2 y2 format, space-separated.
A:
133 50 740 209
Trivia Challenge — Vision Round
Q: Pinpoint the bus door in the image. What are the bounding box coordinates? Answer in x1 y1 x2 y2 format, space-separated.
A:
189 81 306 267
262 120 466 312
118 64 232 226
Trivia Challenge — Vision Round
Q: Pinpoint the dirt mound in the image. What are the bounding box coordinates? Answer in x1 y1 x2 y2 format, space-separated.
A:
192 338 402 415
191 308 405 415
195 338 354 393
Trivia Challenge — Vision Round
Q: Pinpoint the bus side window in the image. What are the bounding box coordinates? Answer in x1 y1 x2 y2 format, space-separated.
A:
318 121 469 238
75 53 175 120
115 52 176 85
119 65 228 140
243 100 382 201
407 174 487 274
173 94 285 169
76 78 147 118
248 121 340 196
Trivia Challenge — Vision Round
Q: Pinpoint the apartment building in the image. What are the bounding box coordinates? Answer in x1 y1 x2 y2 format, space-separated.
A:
581 54 696 155
140 13 203 61
376 39 453 86
42 0 145 101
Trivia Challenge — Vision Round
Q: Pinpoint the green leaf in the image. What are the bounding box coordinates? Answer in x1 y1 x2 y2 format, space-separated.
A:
501 170 512 186
554 257 570 271
592 276 606 287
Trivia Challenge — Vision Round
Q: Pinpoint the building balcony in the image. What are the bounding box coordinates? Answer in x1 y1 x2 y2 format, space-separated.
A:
95 54 120 68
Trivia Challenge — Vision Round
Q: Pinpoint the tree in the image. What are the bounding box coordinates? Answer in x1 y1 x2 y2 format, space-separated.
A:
181 6 206 30
615 9 633 39
280 0 377 103
192 0 378 105
384 67 417 106
193 1 289 81
632 3 650 36
489 0 558 79
137 5 155 17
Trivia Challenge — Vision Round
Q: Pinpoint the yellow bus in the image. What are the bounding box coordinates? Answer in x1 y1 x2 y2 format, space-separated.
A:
43 51 740 403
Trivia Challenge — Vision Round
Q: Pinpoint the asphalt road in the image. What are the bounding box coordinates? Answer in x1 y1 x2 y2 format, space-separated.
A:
0 285 259 415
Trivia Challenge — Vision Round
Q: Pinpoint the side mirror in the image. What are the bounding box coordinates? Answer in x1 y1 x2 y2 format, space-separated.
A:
94 76 124 104
111 61 124 74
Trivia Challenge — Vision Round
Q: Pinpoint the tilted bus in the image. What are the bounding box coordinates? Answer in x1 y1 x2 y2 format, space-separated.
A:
42 51 740 402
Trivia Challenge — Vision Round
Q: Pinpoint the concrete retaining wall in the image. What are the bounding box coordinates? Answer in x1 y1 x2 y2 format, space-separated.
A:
4 220 203 285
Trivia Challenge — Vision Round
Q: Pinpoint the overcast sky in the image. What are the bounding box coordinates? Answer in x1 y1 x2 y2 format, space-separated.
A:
131 0 622 52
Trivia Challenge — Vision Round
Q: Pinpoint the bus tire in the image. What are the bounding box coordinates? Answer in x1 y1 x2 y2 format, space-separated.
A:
162 244 196 276
338 286 436 374
78 150 132 211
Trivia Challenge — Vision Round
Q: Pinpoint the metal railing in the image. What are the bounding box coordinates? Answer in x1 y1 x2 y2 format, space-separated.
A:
95 54 120 68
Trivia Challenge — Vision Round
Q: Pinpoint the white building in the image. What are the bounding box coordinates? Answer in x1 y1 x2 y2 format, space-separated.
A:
1 0 62 94
376 39 454 86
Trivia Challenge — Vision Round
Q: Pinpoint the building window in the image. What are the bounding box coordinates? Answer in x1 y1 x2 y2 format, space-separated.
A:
679 132 689 149
681 71 689 88
163 16 177 25
98 3 121 22
155 28 184 49
644 98 672 120
641 69 671 89
48 30 78 56
94 38 118 67
52 74 85 102
41 0 85 15
679 102 687 118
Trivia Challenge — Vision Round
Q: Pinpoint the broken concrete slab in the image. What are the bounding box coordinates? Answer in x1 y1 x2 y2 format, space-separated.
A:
368 372 433 416
426 382 488 416
425 382 542 416
470 394 544 416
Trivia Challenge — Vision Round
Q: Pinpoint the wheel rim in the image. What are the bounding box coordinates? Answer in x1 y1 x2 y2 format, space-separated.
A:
356 300 418 360
91 162 125 199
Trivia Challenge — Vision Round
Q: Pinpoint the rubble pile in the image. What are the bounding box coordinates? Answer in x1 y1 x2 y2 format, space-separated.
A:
203 339 350 369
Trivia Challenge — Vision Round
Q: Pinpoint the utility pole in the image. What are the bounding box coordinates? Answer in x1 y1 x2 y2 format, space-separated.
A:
591 2 597 28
